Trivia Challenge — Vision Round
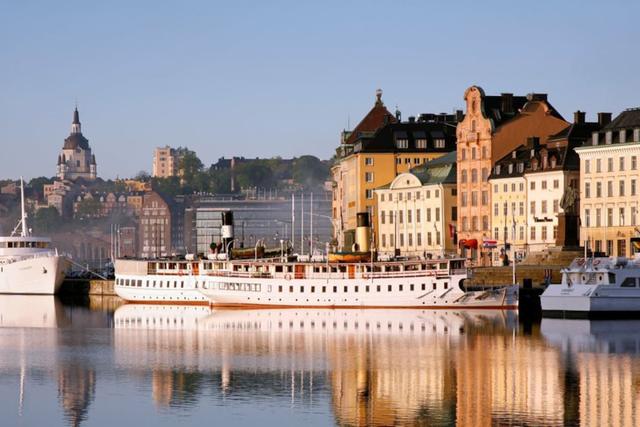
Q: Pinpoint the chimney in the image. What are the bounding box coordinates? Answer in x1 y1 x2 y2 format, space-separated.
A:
597 112 612 126
526 136 540 148
501 93 514 114
573 111 586 124
527 93 548 102
408 116 415 123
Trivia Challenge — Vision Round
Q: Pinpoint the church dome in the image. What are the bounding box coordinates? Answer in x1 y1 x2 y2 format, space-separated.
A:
63 133 90 150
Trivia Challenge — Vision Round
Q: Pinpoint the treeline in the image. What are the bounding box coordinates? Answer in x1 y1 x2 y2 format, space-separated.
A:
144 151 331 197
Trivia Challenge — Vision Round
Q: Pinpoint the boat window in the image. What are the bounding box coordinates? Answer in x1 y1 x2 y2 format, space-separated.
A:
608 273 616 284
289 286 293 292
410 284 414 291
301 286 304 293
433 283 437 290
444 282 448 289
621 277 636 287
322 286 326 293
355 286 359 292
387 285 392 292
311 286 315 293
366 285 370 292
421 283 426 291
137 280 142 287
276 265 283 273
278 285 282 292
343 286 348 292
399 285 403 291
376 285 381 292
333 286 337 293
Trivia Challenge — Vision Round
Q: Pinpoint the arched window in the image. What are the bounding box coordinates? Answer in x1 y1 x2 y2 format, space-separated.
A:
461 170 467 183
471 169 478 183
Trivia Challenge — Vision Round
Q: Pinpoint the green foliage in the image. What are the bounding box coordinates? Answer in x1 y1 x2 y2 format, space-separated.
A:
28 177 55 200
32 206 62 233
151 176 182 198
134 171 151 182
292 156 329 188
233 161 276 189
76 198 103 218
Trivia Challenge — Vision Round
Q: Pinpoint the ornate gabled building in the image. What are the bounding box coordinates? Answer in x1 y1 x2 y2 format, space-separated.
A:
455 86 569 265
57 107 97 181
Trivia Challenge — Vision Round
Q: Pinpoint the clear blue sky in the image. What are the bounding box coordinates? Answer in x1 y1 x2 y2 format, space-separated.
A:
1 0 638 180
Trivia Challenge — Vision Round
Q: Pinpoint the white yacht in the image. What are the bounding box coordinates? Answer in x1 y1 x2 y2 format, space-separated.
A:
0 179 69 294
540 255 640 316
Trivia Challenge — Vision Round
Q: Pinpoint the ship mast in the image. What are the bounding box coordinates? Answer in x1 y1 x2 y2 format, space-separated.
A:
12 177 29 237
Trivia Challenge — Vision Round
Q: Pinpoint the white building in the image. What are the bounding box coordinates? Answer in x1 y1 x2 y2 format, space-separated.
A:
375 152 457 258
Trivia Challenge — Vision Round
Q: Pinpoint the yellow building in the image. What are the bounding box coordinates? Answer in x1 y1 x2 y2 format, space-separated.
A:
577 109 640 257
332 90 459 248
375 152 458 257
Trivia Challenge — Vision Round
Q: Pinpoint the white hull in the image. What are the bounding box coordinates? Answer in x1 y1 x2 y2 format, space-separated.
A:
198 275 518 309
0 255 69 295
542 284 640 314
114 275 209 305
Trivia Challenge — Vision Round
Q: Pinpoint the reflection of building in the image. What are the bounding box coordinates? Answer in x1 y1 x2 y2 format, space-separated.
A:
332 90 459 248
57 365 96 427
57 108 97 181
577 108 640 256
456 87 568 265
375 152 458 257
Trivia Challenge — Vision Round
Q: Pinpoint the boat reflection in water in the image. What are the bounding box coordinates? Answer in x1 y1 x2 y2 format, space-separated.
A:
542 318 640 427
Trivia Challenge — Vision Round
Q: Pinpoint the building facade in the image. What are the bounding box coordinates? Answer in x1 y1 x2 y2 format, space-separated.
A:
57 108 97 181
375 152 458 258
332 90 459 249
152 146 181 178
139 191 172 258
456 86 569 265
577 109 640 257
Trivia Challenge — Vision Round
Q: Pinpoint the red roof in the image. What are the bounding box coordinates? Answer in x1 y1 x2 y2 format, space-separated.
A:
345 90 396 144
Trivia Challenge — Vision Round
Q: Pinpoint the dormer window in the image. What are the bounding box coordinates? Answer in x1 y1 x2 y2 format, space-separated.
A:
517 163 524 173
434 139 445 148
550 156 557 168
416 139 427 149
511 151 517 159
634 128 640 142
620 129 627 143
606 131 612 144
508 164 513 174
396 139 408 149
592 132 599 145
495 165 501 175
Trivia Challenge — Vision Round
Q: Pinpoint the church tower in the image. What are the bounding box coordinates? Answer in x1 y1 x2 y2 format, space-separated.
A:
57 107 97 181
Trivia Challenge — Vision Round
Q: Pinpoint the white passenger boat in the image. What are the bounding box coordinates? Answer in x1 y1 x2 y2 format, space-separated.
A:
0 179 69 295
540 255 640 317
115 257 518 309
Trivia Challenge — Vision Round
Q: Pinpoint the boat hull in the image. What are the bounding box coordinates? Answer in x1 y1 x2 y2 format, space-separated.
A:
199 276 518 309
541 284 640 316
114 274 210 305
0 255 69 295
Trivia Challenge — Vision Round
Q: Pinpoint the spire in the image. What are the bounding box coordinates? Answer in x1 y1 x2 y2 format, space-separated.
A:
375 88 383 106
71 107 81 134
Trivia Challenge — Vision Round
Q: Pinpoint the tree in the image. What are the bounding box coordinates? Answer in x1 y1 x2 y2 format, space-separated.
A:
28 177 55 201
234 161 275 189
292 156 329 188
32 206 62 233
76 198 103 219
134 171 151 182
179 149 204 187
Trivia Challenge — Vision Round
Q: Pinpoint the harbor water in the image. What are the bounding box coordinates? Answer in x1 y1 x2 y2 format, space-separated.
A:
1 295 640 426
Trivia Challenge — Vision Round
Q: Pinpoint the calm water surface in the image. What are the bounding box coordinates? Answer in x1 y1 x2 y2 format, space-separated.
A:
1 295 639 426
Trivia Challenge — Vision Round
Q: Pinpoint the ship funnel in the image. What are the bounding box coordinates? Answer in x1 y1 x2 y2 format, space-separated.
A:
355 212 371 253
221 211 234 253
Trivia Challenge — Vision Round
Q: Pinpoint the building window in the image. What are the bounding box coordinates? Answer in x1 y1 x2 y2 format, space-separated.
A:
530 201 535 215
541 200 547 214
596 182 602 198
530 181 535 190
426 208 432 222
619 180 625 197
417 232 422 246
416 209 421 223
607 181 613 197
436 208 441 222
553 200 559 213
365 172 374 182
542 181 547 190
381 234 386 247
607 208 613 226
400 233 404 246
585 209 591 227
434 139 445 148
494 203 499 216
462 217 468 232
494 227 499 239
608 157 613 172
503 183 508 193
396 139 408 149
482 215 488 231
519 202 524 216
620 157 625 171
632 207 637 226
365 157 374 166
461 149 466 161
472 147 477 160
632 156 637 170
427 232 432 246
481 191 488 205
471 169 478 183
620 207 626 226
461 170 467 183
416 139 427 149
407 210 412 223
585 159 590 174
596 159 602 173
482 168 488 182
503 202 508 216
519 226 524 241
472 216 478 231
585 182 590 198
530 227 536 240
461 193 467 207
381 211 386 224
631 179 637 196
408 233 413 246
365 189 373 199
398 210 403 224
553 226 558 240
553 179 559 189
596 208 601 227
471 191 478 206
542 226 548 241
